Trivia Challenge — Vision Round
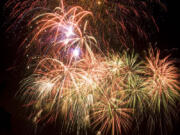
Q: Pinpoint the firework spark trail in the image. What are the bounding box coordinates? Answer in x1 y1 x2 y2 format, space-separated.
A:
66 0 165 48
5 0 48 31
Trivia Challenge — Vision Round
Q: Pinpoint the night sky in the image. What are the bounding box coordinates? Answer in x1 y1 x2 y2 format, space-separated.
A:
0 0 180 135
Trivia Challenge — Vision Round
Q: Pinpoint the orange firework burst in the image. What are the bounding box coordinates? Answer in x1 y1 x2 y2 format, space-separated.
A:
145 47 180 111
18 0 102 63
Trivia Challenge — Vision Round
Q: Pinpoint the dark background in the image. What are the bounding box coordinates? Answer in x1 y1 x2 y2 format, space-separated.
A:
0 0 179 135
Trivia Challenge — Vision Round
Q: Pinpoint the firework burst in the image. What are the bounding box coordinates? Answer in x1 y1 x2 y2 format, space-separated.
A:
106 51 148 108
19 54 107 132
9 0 102 64
4 0 180 135
145 47 180 111
91 80 133 135
140 47 180 135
